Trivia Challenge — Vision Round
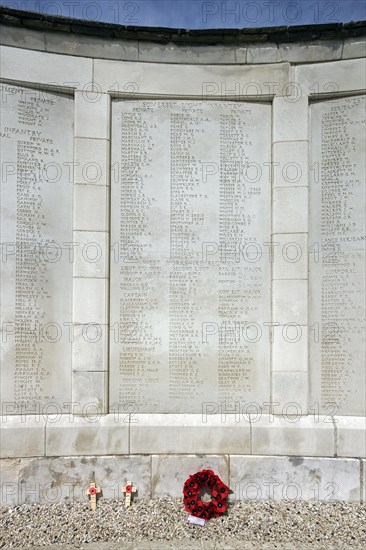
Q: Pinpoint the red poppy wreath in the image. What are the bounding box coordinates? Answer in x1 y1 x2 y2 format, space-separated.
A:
183 469 230 520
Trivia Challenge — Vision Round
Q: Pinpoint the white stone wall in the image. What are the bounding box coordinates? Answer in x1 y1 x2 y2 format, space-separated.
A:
0 28 365 503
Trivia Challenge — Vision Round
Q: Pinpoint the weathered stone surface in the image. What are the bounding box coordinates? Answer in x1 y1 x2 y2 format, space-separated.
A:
45 415 128 456
139 42 244 64
272 372 308 413
246 44 279 63
336 417 366 458
342 37 366 59
0 459 20 506
279 40 342 62
231 455 361 502
130 415 251 454
17 455 150 503
0 45 93 88
0 416 46 458
72 323 109 371
72 372 107 415
46 32 138 60
151 454 229 497
0 24 45 50
251 415 334 457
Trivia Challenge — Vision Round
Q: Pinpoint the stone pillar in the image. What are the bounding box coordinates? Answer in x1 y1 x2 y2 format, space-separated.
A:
271 95 309 415
72 90 110 415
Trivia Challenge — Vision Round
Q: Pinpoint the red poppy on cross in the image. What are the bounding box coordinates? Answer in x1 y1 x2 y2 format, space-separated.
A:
123 481 137 507
86 483 101 511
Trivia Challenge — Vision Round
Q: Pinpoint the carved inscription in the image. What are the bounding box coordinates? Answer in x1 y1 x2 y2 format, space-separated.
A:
0 85 74 411
310 95 366 416
110 100 271 413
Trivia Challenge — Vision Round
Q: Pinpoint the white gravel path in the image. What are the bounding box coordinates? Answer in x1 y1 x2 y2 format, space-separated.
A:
1 498 365 549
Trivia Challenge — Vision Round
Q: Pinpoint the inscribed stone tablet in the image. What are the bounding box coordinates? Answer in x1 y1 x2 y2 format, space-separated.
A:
0 84 74 413
309 95 366 416
110 100 271 413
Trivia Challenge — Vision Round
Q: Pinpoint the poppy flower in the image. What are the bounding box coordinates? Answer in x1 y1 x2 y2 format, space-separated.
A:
212 500 227 513
212 484 230 499
88 487 97 496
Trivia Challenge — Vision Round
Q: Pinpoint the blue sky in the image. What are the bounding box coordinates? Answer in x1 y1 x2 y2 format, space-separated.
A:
0 0 365 29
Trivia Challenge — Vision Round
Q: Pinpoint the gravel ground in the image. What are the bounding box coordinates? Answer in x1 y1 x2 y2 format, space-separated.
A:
1 499 365 549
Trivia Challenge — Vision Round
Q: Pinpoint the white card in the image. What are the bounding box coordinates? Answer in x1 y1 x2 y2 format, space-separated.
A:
187 514 206 527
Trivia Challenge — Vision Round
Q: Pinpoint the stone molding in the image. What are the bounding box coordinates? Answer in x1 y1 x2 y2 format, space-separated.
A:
1 414 365 459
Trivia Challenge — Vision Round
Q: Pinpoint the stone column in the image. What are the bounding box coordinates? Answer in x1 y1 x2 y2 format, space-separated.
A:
271 95 309 415
72 90 110 415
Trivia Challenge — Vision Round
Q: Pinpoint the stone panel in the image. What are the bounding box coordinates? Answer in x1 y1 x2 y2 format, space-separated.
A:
251 415 334 457
151 454 229 498
45 415 129 456
231 455 361 502
110 99 272 413
0 84 74 411
17 455 150 503
0 459 20 506
309 95 366 416
130 414 251 454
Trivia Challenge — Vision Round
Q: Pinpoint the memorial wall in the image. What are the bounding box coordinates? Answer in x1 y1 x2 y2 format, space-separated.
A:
0 7 365 504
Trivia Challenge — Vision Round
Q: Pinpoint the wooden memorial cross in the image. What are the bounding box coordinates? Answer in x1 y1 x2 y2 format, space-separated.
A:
123 481 137 507
86 482 101 511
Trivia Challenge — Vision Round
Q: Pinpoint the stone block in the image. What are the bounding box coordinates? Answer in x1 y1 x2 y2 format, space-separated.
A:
46 32 138 61
336 416 366 458
151 455 229 497
73 278 108 325
72 323 108 371
94 58 290 97
45 415 129 456
246 44 279 64
130 414 251 454
272 372 308 414
0 416 45 458
273 140 308 187
72 372 107 415
0 45 92 89
18 455 150 503
139 42 241 64
295 58 366 96
73 231 109 278
272 325 308 372
273 96 308 141
0 24 45 51
251 415 334 457
273 186 308 233
279 40 342 63
75 91 110 140
273 233 308 280
74 138 110 186
0 459 20 506
231 455 361 502
73 184 109 231
273 280 308 325
342 38 366 59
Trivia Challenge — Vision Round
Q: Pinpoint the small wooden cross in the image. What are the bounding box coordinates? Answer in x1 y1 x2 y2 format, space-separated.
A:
123 481 137 507
86 482 101 511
